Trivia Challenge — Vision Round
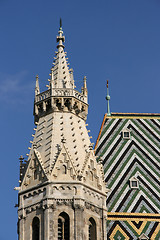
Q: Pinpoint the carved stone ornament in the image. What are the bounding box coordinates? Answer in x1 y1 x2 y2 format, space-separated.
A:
56 199 73 206
85 202 100 214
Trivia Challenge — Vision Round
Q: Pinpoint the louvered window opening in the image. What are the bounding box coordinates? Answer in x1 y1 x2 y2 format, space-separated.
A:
58 213 70 240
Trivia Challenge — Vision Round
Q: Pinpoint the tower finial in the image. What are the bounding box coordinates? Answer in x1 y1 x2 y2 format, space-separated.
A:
60 18 62 29
106 80 111 116
57 18 65 48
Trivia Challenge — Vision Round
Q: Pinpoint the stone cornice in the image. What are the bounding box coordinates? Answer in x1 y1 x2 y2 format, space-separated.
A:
18 196 107 219
19 180 108 197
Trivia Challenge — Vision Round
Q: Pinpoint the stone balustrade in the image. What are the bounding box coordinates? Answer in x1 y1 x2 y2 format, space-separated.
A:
35 88 87 104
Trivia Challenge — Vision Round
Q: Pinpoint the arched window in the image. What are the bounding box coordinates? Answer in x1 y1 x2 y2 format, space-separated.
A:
89 171 93 181
89 218 97 240
32 217 40 240
58 212 70 240
62 165 67 174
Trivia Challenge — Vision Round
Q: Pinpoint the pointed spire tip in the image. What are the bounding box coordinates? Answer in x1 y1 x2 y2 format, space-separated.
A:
59 18 62 31
57 18 65 47
60 18 62 28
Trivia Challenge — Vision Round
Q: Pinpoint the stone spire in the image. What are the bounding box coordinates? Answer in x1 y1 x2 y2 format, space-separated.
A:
106 80 111 116
50 19 74 89
20 22 107 189
34 21 88 123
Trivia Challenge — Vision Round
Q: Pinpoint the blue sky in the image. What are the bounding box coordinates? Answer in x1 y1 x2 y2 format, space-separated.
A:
1 0 160 239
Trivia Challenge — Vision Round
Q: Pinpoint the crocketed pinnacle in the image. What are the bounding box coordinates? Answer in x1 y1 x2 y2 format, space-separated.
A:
50 20 74 89
35 75 40 96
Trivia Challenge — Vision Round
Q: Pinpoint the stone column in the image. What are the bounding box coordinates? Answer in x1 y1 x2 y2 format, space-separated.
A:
43 200 54 240
18 206 26 240
73 198 85 240
18 217 25 240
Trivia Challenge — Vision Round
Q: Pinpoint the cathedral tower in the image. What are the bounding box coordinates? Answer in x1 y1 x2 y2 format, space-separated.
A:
17 22 107 240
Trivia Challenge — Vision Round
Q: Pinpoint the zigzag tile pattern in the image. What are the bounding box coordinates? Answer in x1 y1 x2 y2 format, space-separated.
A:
95 114 160 239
